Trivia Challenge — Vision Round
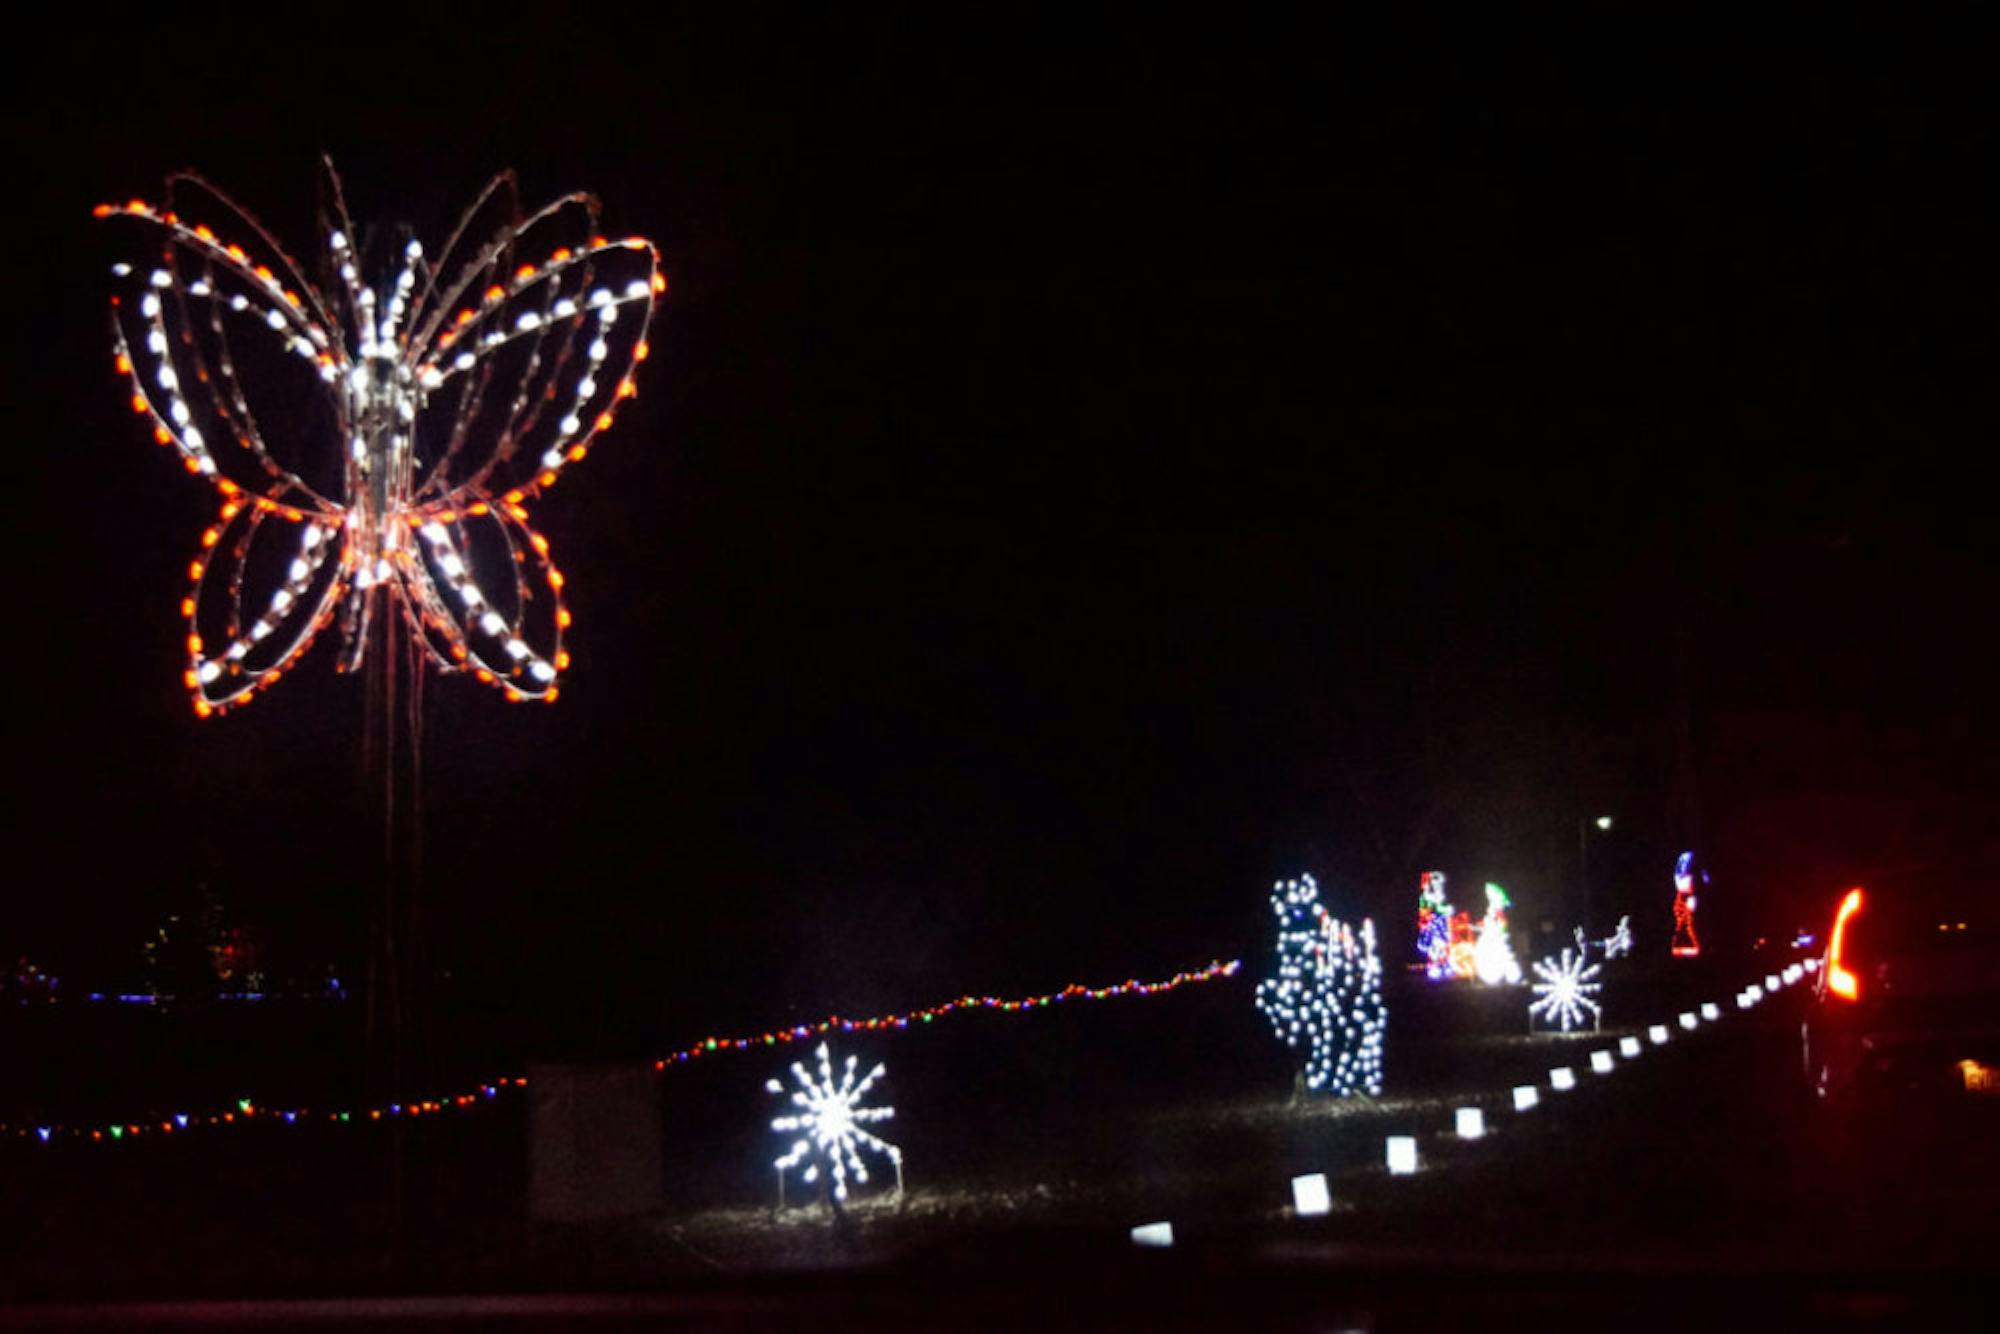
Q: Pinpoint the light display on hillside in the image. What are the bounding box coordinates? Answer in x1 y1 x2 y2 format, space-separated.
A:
1600 914 1633 959
99 162 663 713
1415 871 1455 979
1254 874 1387 1096
1473 882 1523 985
5 957 1239 1146
767 1042 903 1205
1672 851 1704 957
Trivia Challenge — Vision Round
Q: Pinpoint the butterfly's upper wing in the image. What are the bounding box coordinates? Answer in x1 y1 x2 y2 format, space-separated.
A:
102 174 349 511
402 190 662 507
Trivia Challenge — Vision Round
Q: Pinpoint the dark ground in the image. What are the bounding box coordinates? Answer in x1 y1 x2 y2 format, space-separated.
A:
4 946 1992 1327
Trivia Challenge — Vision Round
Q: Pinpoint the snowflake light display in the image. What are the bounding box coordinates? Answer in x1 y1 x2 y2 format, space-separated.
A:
767 1042 902 1204
1473 883 1523 985
1527 946 1602 1032
1415 871 1454 980
1253 874 1387 1096
99 163 663 714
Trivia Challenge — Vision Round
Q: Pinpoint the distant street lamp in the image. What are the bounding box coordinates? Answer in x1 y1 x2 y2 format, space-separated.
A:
1580 816 1613 929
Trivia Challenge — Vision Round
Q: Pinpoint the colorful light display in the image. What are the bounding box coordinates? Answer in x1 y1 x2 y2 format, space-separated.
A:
0 1082 521 1146
1671 852 1704 956
1527 946 1602 1032
1254 875 1387 1096
1447 910 1478 979
1415 871 1454 980
768 1042 902 1205
99 163 663 713
654 957 1240 1069
1473 883 1523 985
5 958 1238 1146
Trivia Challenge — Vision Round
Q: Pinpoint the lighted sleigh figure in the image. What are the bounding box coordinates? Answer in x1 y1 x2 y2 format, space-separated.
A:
99 161 663 715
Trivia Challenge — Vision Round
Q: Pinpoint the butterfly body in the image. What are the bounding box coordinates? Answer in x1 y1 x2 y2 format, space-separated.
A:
101 163 663 716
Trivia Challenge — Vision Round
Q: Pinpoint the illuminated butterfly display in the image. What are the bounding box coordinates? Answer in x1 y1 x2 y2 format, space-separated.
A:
99 162 663 715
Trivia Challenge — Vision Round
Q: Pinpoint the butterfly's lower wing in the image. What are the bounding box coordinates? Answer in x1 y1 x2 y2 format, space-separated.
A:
400 499 570 701
406 193 661 505
182 497 347 715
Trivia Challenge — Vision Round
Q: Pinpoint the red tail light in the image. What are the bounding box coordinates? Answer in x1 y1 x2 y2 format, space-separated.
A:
1827 887 1864 1001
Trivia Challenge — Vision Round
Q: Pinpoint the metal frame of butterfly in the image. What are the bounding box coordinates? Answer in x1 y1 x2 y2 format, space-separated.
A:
98 159 664 715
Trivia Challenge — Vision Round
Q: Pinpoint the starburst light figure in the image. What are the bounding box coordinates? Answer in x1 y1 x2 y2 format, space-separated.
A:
767 1042 902 1204
1528 946 1603 1033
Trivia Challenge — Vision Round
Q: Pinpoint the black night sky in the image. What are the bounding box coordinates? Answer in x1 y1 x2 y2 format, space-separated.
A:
3 12 1994 1055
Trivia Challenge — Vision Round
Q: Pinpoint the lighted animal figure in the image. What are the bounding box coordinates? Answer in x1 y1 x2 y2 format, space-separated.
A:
1473 882 1523 985
1253 875 1388 1096
1671 851 1704 957
1415 871 1454 980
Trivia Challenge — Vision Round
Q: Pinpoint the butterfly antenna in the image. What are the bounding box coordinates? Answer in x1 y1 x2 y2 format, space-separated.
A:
315 157 371 339
164 168 334 332
414 169 520 334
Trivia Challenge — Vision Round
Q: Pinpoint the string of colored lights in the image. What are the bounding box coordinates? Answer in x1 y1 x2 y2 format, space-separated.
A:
0 958 1240 1147
652 957 1241 1069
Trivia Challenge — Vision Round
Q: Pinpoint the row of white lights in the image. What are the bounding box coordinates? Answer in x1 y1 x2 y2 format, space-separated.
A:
1133 957 1818 1244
